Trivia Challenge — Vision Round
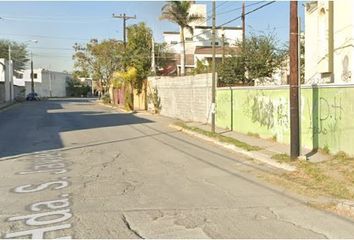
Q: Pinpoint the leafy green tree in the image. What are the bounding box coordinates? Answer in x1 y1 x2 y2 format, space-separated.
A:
217 33 286 86
217 56 246 87
0 39 29 75
154 42 176 75
160 1 204 75
73 39 124 95
242 33 286 81
126 23 153 93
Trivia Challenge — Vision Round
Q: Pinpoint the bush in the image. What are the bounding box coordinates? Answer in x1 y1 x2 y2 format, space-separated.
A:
101 93 111 104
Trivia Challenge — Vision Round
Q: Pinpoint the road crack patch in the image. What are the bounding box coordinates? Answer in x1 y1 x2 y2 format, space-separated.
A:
121 214 144 239
267 207 329 238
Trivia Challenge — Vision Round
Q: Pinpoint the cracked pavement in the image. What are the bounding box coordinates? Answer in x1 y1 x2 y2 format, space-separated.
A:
1 99 354 238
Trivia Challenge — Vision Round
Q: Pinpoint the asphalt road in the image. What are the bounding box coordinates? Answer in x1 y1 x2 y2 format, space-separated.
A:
1 98 354 239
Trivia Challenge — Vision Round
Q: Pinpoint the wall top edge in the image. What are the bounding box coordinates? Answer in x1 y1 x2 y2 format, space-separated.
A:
217 83 354 90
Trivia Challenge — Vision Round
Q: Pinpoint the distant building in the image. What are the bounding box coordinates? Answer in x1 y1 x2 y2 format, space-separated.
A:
162 2 242 75
19 69 71 97
305 0 354 84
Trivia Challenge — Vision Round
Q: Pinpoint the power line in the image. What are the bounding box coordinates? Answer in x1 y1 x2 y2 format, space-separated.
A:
219 1 276 27
0 32 91 41
217 1 264 16
163 1 276 51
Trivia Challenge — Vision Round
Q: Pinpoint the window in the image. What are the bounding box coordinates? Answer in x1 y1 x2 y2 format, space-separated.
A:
185 37 193 41
31 73 38 79
171 41 178 44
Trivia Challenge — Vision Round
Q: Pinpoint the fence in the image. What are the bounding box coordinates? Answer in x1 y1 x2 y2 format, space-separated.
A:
148 73 212 123
216 84 354 156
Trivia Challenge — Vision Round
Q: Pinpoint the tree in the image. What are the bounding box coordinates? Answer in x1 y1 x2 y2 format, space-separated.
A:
0 39 29 75
126 23 153 93
217 32 286 86
73 39 124 96
160 1 204 76
242 33 286 82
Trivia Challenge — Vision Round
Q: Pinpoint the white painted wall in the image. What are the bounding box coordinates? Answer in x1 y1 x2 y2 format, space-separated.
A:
22 69 70 97
305 0 354 84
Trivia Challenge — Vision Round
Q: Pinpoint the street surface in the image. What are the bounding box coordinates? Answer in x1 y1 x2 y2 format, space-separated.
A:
1 99 354 238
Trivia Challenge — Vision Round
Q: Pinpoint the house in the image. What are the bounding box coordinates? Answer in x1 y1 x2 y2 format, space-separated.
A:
305 0 354 84
162 2 242 75
0 59 25 103
18 69 71 97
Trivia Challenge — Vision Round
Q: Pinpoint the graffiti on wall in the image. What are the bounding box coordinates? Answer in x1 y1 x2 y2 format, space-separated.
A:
243 92 289 141
244 92 289 129
308 96 343 136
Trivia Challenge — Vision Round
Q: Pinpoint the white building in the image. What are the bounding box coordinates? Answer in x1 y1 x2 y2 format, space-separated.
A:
305 0 354 84
20 69 71 97
162 2 242 74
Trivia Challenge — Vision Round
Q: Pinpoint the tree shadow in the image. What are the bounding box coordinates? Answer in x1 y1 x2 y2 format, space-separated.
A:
0 99 153 158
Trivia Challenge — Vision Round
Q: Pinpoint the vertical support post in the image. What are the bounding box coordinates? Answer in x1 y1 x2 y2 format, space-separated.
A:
31 52 34 94
242 0 246 43
290 1 300 159
211 0 216 133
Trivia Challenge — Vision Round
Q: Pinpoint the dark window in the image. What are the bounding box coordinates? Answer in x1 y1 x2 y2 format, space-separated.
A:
34 73 38 79
185 37 193 41
171 41 178 44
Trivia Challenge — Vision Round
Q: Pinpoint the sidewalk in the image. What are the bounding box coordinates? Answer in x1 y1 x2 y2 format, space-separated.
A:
0 101 18 111
177 121 331 164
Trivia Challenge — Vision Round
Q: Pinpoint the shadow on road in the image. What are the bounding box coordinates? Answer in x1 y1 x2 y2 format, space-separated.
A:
0 99 153 158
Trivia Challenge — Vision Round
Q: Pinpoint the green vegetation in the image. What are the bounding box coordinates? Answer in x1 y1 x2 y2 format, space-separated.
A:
217 32 286 87
73 39 124 95
175 122 262 152
66 78 91 97
0 39 29 75
268 152 354 201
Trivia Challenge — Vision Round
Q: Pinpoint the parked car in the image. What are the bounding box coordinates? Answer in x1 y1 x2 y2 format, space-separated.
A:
26 92 41 101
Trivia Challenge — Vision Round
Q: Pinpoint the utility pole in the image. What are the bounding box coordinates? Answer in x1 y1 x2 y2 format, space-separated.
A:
289 1 300 159
8 45 12 101
211 0 216 133
151 37 156 75
242 0 246 43
31 52 34 94
221 30 225 64
112 13 136 50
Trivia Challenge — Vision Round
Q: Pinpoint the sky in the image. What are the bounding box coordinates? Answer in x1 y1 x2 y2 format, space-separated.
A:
0 1 305 72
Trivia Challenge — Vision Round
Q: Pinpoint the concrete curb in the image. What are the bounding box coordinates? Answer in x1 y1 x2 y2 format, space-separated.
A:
336 200 354 215
0 102 19 112
96 101 135 113
169 124 296 172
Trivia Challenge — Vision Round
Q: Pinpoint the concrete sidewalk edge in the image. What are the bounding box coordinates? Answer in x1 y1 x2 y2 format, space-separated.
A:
169 123 296 172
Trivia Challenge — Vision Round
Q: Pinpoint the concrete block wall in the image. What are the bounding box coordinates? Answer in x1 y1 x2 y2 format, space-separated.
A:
148 73 212 123
0 83 5 103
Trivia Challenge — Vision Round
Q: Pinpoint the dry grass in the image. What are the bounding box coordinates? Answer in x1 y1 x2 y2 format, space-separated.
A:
175 122 262 152
268 152 354 201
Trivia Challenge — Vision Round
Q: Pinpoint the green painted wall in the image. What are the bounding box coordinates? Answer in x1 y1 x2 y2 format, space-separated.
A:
216 85 354 156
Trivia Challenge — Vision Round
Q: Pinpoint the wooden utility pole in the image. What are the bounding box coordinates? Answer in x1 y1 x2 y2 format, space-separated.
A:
242 0 246 43
112 13 136 50
289 1 300 159
211 0 216 133
222 30 225 64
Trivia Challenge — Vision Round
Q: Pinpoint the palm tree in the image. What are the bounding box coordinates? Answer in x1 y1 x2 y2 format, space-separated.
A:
160 1 204 76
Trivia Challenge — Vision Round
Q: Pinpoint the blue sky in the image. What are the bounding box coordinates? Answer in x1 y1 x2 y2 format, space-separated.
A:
0 1 305 72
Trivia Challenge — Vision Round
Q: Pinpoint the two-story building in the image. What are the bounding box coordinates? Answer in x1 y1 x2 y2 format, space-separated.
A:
162 2 243 75
18 69 71 97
